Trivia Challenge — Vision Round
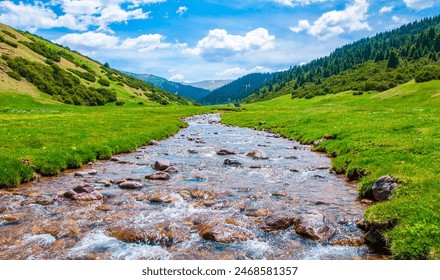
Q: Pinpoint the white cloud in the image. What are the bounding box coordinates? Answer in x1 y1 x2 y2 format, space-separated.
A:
379 5 393 14
120 34 171 52
290 0 371 40
0 0 162 32
403 0 434 11
217 66 272 77
392 16 408 25
190 28 276 62
270 0 327 7
176 6 188 15
169 73 185 81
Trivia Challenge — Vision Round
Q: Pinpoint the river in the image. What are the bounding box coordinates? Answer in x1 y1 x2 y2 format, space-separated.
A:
0 114 381 259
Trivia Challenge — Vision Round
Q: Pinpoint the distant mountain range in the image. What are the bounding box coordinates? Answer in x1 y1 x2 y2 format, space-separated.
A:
186 80 232 91
127 73 211 101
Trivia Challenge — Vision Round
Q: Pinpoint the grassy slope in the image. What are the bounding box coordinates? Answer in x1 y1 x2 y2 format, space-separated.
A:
221 80 440 259
0 92 210 187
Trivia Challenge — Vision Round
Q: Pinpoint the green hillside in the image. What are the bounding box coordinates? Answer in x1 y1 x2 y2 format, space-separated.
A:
0 23 190 106
245 15 440 103
222 80 440 259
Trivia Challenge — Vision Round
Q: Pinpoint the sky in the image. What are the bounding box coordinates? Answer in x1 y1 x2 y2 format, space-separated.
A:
0 1 439 82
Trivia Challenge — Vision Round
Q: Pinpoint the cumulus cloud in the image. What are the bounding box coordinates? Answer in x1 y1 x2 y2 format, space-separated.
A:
54 31 181 54
0 0 163 32
379 5 393 14
176 6 188 15
169 73 185 81
289 0 371 40
403 0 434 11
217 66 272 77
190 28 276 62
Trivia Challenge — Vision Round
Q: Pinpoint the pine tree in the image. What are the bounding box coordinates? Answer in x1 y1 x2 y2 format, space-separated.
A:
387 50 400 69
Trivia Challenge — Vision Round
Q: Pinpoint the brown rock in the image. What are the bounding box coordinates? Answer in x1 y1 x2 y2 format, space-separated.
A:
74 171 88 177
216 149 236 155
244 208 270 217
34 196 56 206
0 205 6 213
372 175 398 202
119 181 143 189
150 140 160 146
96 205 111 211
262 215 295 231
294 210 335 242
148 193 176 204
246 150 269 159
145 171 171 181
153 160 171 171
195 221 252 243
164 166 179 173
64 185 103 201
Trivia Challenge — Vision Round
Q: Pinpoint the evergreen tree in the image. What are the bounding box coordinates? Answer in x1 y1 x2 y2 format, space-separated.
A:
387 50 400 69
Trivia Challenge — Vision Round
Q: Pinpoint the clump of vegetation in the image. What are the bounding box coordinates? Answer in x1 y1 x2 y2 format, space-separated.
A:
6 71 21 81
115 101 125 106
7 57 116 105
0 34 18 48
98 78 110 87
19 40 61 62
1 29 17 39
68 69 96 82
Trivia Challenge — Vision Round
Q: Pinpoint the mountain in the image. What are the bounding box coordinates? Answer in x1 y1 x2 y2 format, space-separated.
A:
0 23 191 106
187 80 232 91
245 15 440 103
128 73 210 101
200 72 275 105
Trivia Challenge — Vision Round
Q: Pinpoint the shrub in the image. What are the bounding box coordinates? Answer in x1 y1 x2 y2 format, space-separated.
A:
1 30 17 39
98 78 110 87
19 40 60 62
353 91 364 96
115 101 125 106
6 71 21 81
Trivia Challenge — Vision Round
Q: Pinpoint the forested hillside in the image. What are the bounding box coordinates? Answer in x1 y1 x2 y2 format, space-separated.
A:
245 15 440 102
129 73 211 101
200 72 274 105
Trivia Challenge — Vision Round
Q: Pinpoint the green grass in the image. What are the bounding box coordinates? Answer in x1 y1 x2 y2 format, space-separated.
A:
221 80 440 259
0 92 210 187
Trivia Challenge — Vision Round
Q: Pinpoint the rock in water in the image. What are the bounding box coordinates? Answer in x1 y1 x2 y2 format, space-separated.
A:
223 159 242 166
150 140 160 146
153 160 171 171
246 150 268 159
262 215 296 231
146 171 171 181
164 166 179 173
194 221 252 243
216 149 236 155
294 210 335 242
119 181 143 189
63 184 103 201
372 175 398 202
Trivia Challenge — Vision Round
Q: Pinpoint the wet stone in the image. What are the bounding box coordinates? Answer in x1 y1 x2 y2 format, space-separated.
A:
246 150 269 159
262 215 295 232
0 205 6 213
150 140 160 146
154 160 172 171
244 208 270 217
294 210 335 243
96 205 111 211
110 157 121 162
146 171 171 181
164 166 179 173
216 149 236 155
188 150 198 154
194 221 253 243
63 185 103 201
119 181 143 189
223 159 242 166
74 172 88 177
372 175 398 202
148 193 176 204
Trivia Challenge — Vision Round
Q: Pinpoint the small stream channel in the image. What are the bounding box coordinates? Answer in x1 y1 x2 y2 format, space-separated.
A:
0 114 382 260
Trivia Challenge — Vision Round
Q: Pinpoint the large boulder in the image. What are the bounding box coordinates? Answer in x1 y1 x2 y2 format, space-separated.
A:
246 150 268 159
194 221 252 243
153 160 171 171
216 149 236 155
146 171 171 181
294 210 335 242
63 185 103 201
372 175 398 202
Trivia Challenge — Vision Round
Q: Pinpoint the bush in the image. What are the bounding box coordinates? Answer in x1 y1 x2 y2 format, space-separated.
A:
98 78 110 87
353 91 364 96
68 69 96 82
1 30 17 39
115 101 125 106
6 71 21 81
0 35 18 48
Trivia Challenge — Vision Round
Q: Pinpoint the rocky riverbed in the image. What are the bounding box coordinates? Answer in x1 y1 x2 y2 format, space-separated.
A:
0 114 382 260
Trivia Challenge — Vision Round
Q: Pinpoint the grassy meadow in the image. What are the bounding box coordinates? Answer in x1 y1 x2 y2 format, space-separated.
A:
0 91 209 187
221 80 440 259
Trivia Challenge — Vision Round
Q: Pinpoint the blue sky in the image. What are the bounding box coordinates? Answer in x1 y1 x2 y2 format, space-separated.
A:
0 0 438 82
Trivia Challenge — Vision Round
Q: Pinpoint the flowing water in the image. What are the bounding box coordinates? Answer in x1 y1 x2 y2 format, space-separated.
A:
0 114 381 260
